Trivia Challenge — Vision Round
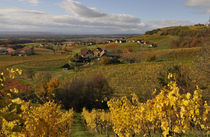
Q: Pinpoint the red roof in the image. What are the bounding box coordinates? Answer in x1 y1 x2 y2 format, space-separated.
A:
81 49 89 55
7 48 15 53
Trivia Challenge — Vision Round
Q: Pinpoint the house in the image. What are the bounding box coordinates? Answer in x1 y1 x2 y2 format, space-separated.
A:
7 48 15 55
96 47 103 52
148 44 153 48
115 40 126 44
81 49 94 58
62 64 72 70
7 44 14 48
136 40 143 44
19 47 34 56
143 41 147 45
107 40 113 43
115 40 119 44
148 44 157 48
99 50 117 58
87 42 96 46
9 47 34 56
99 50 107 57
39 44 44 47
121 40 126 43
152 44 157 48
93 48 103 57
0 47 8 55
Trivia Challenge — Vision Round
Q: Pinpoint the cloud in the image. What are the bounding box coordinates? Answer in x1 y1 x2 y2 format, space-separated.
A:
0 0 147 34
185 0 210 7
185 0 210 13
60 0 142 26
204 9 210 14
0 0 192 34
60 0 107 18
18 0 39 5
0 8 145 34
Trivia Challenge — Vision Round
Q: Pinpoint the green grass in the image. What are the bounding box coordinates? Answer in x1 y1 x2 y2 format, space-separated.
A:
23 43 42 46
71 113 110 137
71 113 94 137
1 45 200 97
0 52 71 86
0 54 68 68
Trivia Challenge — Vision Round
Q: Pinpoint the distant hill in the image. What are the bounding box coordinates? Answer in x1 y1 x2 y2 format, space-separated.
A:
127 25 210 49
0 32 139 41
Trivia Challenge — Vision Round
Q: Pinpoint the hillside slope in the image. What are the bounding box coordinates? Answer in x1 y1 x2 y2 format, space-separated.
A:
127 25 210 49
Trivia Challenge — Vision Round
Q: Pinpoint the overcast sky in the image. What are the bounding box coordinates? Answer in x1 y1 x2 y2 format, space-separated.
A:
0 0 209 34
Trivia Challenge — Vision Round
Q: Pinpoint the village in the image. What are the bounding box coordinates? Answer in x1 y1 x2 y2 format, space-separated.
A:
0 38 157 56
0 37 159 72
0 44 34 56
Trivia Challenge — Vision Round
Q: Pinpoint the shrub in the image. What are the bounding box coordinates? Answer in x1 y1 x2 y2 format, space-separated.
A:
145 28 161 35
22 101 74 137
0 69 74 136
32 72 52 102
21 70 34 79
115 49 122 54
123 48 133 53
171 36 202 48
146 55 156 62
82 108 112 135
99 57 111 65
55 74 113 111
107 74 209 137
157 65 196 94
47 78 59 93
106 44 119 48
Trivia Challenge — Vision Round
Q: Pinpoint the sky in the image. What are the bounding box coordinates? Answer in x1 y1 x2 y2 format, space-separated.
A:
0 0 209 34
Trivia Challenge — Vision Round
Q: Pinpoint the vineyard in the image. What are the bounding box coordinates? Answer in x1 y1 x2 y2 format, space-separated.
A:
81 74 209 137
0 68 209 137
0 25 209 137
0 69 74 137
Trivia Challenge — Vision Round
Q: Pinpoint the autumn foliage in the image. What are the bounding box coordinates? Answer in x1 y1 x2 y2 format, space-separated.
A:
82 108 112 135
81 73 209 137
107 74 209 137
0 69 74 137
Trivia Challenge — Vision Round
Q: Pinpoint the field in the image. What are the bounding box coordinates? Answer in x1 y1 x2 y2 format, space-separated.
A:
0 44 204 95
0 25 209 137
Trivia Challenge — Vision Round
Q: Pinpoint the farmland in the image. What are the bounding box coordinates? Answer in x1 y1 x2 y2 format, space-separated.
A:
0 25 209 137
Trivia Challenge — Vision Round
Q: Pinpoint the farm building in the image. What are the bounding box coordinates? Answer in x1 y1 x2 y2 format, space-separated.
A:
107 40 113 43
0 47 8 55
7 48 16 55
93 48 103 57
115 40 126 44
20 47 34 56
81 49 94 58
100 50 117 58
62 64 73 70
